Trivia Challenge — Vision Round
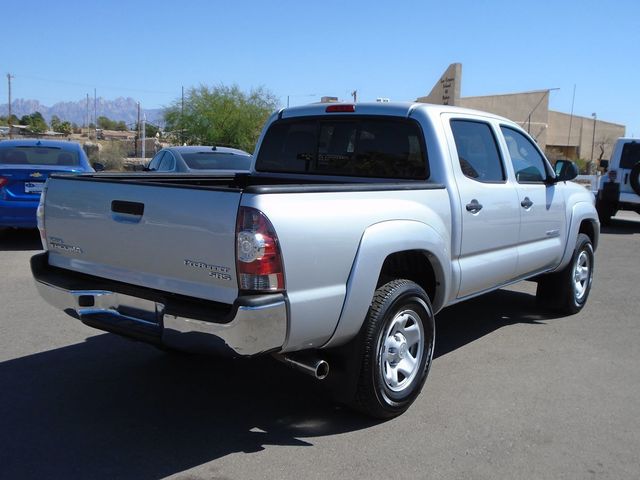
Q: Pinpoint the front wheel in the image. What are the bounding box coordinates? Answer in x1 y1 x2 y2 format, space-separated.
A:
353 279 435 419
536 233 594 314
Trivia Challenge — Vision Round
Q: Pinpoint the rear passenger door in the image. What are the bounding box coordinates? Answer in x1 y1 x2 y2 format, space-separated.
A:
499 126 566 276
447 117 520 298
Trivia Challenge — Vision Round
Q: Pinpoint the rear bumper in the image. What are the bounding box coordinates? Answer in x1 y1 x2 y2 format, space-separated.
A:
31 253 288 356
0 200 38 227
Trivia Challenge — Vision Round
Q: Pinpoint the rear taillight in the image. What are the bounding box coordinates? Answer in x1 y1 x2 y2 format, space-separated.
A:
0 176 8 188
236 206 285 292
608 170 617 181
36 182 48 250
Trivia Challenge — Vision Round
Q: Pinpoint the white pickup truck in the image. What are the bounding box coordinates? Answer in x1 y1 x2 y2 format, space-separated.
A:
32 103 599 418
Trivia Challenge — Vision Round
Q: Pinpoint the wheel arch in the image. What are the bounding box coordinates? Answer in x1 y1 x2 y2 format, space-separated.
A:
321 220 451 349
579 218 599 251
555 202 600 272
377 250 439 304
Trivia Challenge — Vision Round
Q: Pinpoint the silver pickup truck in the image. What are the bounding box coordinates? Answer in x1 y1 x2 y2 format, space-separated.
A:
32 103 599 418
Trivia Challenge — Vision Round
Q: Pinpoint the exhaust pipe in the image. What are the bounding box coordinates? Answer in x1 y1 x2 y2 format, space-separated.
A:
275 353 330 380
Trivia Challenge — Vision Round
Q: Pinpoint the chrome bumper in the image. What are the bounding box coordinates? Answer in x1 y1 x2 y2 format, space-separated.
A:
32 255 287 356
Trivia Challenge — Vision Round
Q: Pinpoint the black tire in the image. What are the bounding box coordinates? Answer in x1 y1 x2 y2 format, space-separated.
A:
536 233 594 315
353 279 435 419
596 197 614 225
630 163 640 196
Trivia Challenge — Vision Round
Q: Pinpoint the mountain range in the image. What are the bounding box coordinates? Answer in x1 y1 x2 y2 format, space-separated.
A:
0 97 164 127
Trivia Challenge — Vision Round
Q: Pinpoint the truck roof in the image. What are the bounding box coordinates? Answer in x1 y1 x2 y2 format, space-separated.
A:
279 101 517 125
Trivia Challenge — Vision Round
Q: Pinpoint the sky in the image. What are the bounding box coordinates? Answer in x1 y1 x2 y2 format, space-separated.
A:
2 0 639 135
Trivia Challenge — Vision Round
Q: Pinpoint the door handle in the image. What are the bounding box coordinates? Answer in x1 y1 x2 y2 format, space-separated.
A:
111 200 145 216
465 199 483 213
520 197 533 209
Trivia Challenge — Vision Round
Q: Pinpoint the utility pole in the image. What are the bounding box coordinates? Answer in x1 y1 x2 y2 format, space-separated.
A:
85 93 89 129
181 85 184 145
567 84 576 150
141 114 146 160
136 102 141 158
351 90 357 103
7 73 14 139
591 113 597 172
93 88 98 139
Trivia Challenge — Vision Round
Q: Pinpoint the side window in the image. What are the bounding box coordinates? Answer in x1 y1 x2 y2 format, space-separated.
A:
620 142 640 169
450 120 505 182
158 152 175 171
148 152 164 171
501 127 548 183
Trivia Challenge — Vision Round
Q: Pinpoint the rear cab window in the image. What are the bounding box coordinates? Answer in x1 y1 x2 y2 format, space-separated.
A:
255 116 428 180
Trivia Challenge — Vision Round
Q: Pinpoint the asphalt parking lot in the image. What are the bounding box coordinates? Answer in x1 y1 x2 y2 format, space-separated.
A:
1 213 639 480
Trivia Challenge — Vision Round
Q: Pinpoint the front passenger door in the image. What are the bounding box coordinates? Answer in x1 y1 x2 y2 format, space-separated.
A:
500 126 566 276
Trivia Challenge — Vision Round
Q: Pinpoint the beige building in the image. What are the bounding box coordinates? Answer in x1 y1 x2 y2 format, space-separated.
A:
417 63 625 164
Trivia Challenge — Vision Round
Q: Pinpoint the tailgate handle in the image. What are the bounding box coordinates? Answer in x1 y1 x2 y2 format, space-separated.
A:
111 200 144 216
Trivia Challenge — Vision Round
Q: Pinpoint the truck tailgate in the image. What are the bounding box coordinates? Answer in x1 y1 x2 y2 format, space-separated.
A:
43 177 240 304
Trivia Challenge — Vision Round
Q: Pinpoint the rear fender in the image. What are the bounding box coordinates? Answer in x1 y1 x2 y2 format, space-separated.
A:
322 220 451 348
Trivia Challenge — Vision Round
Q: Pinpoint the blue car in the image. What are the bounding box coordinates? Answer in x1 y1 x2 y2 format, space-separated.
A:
0 139 94 229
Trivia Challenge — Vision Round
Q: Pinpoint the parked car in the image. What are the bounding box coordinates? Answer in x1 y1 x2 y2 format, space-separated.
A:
32 103 598 418
145 146 251 173
596 137 640 224
0 139 94 229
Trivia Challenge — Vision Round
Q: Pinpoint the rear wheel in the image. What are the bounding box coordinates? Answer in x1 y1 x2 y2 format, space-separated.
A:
353 279 435 419
536 233 594 314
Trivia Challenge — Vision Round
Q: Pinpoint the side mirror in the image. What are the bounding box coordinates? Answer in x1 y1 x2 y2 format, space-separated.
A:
599 159 609 171
92 162 105 172
554 159 579 182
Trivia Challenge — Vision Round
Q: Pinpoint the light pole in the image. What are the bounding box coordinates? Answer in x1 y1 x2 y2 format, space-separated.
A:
286 93 316 108
7 73 14 139
591 112 597 169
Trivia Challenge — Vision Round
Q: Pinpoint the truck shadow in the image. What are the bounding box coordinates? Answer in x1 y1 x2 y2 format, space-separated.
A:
434 288 550 359
0 288 559 479
0 335 372 479
600 216 640 235
0 228 43 251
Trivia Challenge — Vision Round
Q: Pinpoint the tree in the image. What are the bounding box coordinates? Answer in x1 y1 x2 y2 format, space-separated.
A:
50 115 62 132
19 112 48 134
58 121 73 135
164 84 278 152
0 114 19 126
133 121 159 138
97 116 115 130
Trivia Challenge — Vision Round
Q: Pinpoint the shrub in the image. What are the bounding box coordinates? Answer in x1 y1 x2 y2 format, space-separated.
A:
99 141 127 171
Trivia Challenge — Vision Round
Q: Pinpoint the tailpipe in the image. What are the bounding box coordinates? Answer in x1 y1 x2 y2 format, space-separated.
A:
275 353 330 380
